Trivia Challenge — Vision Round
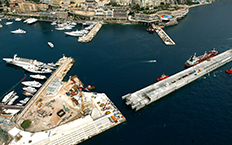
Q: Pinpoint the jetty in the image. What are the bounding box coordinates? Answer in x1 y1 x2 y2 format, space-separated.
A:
8 54 125 145
122 48 232 111
152 24 175 45
78 21 102 43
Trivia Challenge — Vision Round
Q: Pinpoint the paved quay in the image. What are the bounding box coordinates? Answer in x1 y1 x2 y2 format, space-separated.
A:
152 24 175 45
14 55 74 127
7 55 126 145
122 48 232 111
78 21 102 43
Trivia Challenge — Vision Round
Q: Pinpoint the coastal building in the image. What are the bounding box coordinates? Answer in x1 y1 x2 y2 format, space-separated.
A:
94 8 114 18
37 4 49 11
51 0 60 7
61 0 70 9
132 0 166 7
18 2 38 13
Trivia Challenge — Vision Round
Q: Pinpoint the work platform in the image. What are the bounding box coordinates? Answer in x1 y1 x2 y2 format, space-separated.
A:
8 55 126 145
122 48 232 111
152 24 175 45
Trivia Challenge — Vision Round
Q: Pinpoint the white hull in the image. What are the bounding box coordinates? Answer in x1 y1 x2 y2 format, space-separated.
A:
2 90 14 103
8 95 19 105
30 74 47 80
22 81 42 88
48 42 54 48
23 86 37 93
11 29 26 34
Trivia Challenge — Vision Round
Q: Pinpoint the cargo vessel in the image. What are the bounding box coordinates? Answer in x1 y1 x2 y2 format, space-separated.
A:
185 49 218 67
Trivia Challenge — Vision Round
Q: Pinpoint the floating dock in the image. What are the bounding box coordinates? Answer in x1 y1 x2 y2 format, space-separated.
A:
152 24 175 45
78 21 102 43
122 48 232 111
8 55 125 145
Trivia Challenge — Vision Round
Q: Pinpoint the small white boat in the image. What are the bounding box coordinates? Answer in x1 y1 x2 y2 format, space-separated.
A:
48 42 54 48
22 80 42 88
30 74 47 80
11 28 26 34
51 21 57 25
15 18 22 21
23 91 33 96
22 65 52 74
19 97 30 104
0 24 2 28
16 103 23 106
23 86 37 93
5 21 13 25
2 90 14 103
149 60 156 63
55 27 65 30
48 62 56 67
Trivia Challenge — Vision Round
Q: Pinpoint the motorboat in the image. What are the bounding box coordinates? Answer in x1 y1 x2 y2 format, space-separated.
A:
23 91 34 97
48 42 54 48
51 21 57 25
64 30 84 37
30 74 47 80
22 80 42 88
27 18 38 24
48 62 56 67
0 24 2 28
16 103 23 106
65 25 73 30
2 90 14 103
157 74 169 82
23 86 37 93
19 97 30 104
5 21 13 25
22 65 52 74
71 22 77 26
226 68 232 73
15 18 22 21
7 95 19 105
11 28 26 34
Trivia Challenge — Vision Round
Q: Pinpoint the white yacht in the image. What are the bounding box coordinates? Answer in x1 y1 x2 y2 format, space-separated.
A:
5 21 13 25
51 21 57 25
22 80 42 88
65 25 73 30
11 28 26 34
2 90 14 103
23 91 33 97
19 97 30 104
27 18 38 24
65 30 84 37
22 64 52 74
15 18 22 21
7 95 19 105
3 54 52 74
23 86 37 93
30 74 47 80
48 62 56 67
48 42 54 48
16 103 23 106
0 24 2 28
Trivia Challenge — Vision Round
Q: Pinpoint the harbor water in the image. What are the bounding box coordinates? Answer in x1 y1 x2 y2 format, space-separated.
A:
1 0 232 144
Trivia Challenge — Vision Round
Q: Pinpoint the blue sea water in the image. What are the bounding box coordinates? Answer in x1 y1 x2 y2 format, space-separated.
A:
1 0 232 144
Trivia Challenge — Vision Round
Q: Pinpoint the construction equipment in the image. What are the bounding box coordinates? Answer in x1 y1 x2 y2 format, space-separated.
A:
79 86 86 114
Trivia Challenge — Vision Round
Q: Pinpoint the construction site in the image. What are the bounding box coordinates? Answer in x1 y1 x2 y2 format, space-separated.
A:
7 55 126 145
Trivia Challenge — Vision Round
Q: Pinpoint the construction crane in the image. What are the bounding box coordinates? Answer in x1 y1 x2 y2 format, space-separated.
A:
79 86 86 114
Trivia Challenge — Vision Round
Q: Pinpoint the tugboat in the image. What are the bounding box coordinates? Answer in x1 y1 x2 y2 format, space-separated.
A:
185 49 218 68
226 68 232 74
147 26 154 34
157 74 169 82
